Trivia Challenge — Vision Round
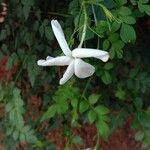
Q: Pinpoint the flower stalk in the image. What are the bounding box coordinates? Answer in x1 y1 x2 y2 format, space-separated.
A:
78 1 88 48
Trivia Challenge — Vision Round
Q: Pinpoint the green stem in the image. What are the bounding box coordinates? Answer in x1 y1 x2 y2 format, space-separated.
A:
91 4 100 49
45 11 72 18
30 10 72 18
14 54 29 84
81 77 91 97
94 133 100 150
87 25 103 38
68 25 84 47
92 4 97 25
78 1 88 48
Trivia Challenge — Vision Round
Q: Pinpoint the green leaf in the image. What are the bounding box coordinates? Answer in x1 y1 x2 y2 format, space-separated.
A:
6 127 14 136
88 110 97 124
101 71 112 85
120 16 136 24
108 33 119 43
135 131 144 141
22 0 34 20
89 94 100 104
57 102 69 114
103 39 110 50
142 140 150 149
27 56 40 86
13 130 19 140
26 132 38 143
104 63 113 70
79 101 89 113
111 21 121 32
112 40 125 50
0 88 4 101
22 126 31 133
118 6 131 16
19 133 26 142
137 111 150 128
96 119 110 140
94 105 110 115
69 0 79 15
144 5 150 15
120 24 136 43
0 30 7 41
85 28 94 40
72 136 83 145
133 97 143 109
15 113 24 129
41 105 57 122
139 0 149 4
6 53 18 69
95 21 108 34
138 2 145 13
6 103 14 112
115 86 126 100
71 98 78 108
45 26 54 41
116 0 127 5
74 13 84 30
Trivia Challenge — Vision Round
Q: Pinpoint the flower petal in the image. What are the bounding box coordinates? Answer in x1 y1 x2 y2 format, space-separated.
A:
51 20 72 56
72 48 109 62
59 60 74 85
74 59 95 78
46 56 54 60
37 56 73 66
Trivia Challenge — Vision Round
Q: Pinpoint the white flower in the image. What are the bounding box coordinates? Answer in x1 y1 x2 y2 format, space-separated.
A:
37 20 109 85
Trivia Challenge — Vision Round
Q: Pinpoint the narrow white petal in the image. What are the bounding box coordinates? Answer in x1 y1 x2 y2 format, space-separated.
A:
59 60 74 85
46 56 54 60
74 59 95 78
51 20 72 56
72 48 109 62
37 56 73 66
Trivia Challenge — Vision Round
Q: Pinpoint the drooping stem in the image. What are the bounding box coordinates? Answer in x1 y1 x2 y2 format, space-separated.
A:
91 4 100 49
92 4 97 25
78 1 87 48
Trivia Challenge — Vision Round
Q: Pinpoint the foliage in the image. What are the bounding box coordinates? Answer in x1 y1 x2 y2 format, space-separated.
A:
0 0 150 149
0 84 37 146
